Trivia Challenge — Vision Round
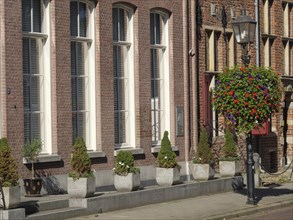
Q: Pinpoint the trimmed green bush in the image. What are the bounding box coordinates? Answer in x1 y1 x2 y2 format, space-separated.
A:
0 138 19 187
156 131 178 168
220 129 239 161
69 137 93 179
193 128 214 165
114 151 140 176
22 139 42 179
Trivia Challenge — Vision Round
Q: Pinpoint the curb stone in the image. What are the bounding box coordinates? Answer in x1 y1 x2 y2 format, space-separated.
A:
207 199 293 220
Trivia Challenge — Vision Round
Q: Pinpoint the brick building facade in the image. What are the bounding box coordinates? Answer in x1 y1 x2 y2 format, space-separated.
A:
0 0 292 193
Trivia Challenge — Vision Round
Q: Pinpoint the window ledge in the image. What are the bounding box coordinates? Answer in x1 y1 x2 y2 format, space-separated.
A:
282 36 293 42
114 148 144 156
261 33 278 39
151 146 179 153
23 154 61 164
88 151 106 158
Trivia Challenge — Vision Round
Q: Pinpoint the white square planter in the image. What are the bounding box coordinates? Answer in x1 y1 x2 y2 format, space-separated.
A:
67 176 95 198
219 160 241 177
156 167 180 186
192 164 215 180
0 186 21 209
114 173 140 192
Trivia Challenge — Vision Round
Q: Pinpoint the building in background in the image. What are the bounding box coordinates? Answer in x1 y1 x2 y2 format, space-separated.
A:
0 0 291 193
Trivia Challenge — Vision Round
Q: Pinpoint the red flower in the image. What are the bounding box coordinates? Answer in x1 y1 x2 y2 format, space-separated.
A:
234 100 239 103
240 66 246 72
245 93 249 98
229 90 234 96
244 102 248 106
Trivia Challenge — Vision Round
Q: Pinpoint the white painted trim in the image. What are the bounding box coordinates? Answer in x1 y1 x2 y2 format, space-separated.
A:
87 2 97 151
43 0 52 154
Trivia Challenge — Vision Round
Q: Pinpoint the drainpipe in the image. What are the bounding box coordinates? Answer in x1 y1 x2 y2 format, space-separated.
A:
184 0 191 181
254 0 262 164
255 0 260 67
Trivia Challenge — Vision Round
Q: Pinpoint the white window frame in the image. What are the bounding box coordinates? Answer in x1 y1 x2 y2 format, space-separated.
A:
283 2 292 76
22 0 51 154
70 0 96 151
113 4 135 149
227 32 236 68
263 0 272 34
150 11 170 145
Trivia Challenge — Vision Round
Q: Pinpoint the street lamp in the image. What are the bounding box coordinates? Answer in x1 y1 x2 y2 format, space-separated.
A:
232 8 257 205
232 9 257 66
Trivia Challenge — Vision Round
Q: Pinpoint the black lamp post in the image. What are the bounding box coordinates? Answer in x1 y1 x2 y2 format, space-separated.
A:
232 8 257 205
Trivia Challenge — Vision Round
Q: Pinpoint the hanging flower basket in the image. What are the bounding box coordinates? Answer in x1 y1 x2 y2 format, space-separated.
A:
212 65 282 134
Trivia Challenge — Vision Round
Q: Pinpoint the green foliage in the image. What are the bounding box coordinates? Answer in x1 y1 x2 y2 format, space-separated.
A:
0 138 19 187
213 65 282 134
114 150 140 176
220 129 239 161
156 131 178 168
22 139 43 179
69 137 93 179
193 128 214 165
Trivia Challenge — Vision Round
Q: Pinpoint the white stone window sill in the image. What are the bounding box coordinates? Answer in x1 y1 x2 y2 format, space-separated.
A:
114 148 144 156
151 146 179 153
88 151 106 158
23 154 62 164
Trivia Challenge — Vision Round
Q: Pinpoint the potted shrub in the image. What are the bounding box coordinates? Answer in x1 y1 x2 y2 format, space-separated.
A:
192 128 215 180
22 139 43 197
155 131 180 186
68 137 95 198
0 138 20 209
219 128 241 177
113 150 140 192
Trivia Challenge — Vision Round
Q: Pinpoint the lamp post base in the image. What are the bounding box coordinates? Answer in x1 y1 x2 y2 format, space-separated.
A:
246 133 257 205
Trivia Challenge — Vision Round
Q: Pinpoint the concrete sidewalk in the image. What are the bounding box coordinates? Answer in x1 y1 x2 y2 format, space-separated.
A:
68 182 293 220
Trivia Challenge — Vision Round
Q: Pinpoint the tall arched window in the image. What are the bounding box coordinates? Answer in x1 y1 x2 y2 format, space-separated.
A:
22 0 51 153
113 5 135 149
150 11 170 145
70 0 96 149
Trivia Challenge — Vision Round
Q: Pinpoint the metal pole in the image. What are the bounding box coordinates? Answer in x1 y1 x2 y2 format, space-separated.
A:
241 44 256 205
246 132 256 205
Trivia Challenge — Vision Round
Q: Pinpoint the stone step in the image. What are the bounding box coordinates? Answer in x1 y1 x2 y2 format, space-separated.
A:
25 207 86 220
20 198 69 215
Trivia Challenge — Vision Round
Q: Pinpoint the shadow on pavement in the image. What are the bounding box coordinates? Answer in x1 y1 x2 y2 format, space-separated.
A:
236 184 293 203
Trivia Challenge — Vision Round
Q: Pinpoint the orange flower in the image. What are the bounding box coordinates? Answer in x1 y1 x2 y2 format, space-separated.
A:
229 90 234 96
245 93 249 98
234 100 239 103
240 66 246 72
244 102 248 106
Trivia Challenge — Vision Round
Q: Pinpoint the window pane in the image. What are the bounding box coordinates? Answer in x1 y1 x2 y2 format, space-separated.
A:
115 112 126 144
79 2 87 37
32 0 41 32
22 0 31 32
77 77 85 111
112 8 118 41
70 1 78 36
23 38 30 75
71 77 77 111
30 39 40 75
113 8 128 41
31 112 41 140
77 43 85 76
150 13 161 45
31 76 40 111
